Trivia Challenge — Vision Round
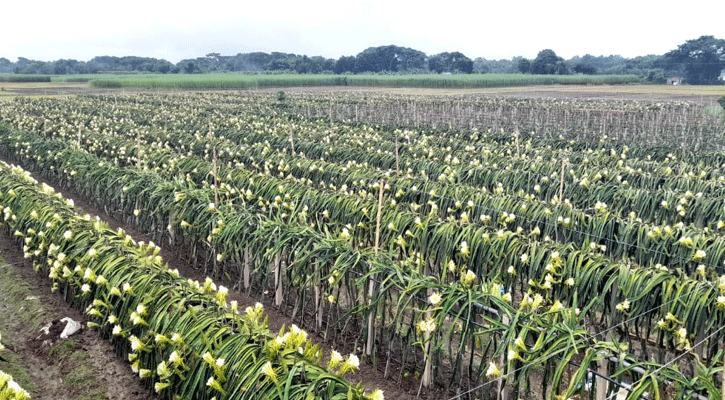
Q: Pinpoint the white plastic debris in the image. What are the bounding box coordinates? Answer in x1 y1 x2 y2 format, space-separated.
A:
59 317 82 339
39 322 52 335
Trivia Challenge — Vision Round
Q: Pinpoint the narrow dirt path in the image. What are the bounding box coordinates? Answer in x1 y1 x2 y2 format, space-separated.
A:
0 154 427 400
0 229 155 400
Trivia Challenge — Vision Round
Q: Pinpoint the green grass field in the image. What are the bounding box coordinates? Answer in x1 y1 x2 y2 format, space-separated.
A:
85 73 641 90
0 74 51 83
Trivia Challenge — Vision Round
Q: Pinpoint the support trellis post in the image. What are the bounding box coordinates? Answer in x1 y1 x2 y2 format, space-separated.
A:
366 179 384 359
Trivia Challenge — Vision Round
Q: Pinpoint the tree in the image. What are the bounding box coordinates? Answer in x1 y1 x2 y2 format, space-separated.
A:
268 58 295 72
355 46 397 72
530 49 568 75
230 52 272 71
573 63 597 75
294 55 312 73
447 52 473 73
0 57 12 73
477 58 519 74
428 52 473 73
153 60 174 74
205 53 223 71
517 58 531 74
51 59 85 74
428 53 444 74
183 62 198 74
334 56 356 74
309 56 335 73
395 47 427 71
664 35 725 84
354 45 426 73
472 57 490 73
568 54 629 74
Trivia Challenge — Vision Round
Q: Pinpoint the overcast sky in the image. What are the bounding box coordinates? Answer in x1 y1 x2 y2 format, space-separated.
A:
3 0 723 63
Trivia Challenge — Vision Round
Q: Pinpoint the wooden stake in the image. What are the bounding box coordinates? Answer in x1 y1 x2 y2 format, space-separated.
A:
243 246 250 289
413 100 418 128
136 132 142 170
314 280 323 329
559 158 567 202
374 179 384 254
289 128 295 156
367 179 385 357
721 338 725 400
274 251 283 306
422 258 434 389
395 134 400 176
596 280 618 400
329 99 333 128
498 313 511 400
213 146 219 206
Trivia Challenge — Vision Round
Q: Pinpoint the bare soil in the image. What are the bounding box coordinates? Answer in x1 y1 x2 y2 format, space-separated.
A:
0 230 155 400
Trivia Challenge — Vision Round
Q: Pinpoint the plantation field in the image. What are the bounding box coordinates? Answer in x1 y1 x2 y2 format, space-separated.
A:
0 82 92 99
3 72 640 93
0 242 154 400
84 73 640 90
0 90 725 399
267 84 725 106
1 72 721 111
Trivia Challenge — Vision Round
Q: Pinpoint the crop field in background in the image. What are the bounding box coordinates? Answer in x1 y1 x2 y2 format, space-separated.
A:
1 72 640 91
0 89 725 399
1 72 721 107
85 73 641 90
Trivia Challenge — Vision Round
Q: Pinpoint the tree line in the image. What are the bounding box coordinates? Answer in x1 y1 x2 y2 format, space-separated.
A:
515 36 725 84
1 36 723 84
0 46 473 75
